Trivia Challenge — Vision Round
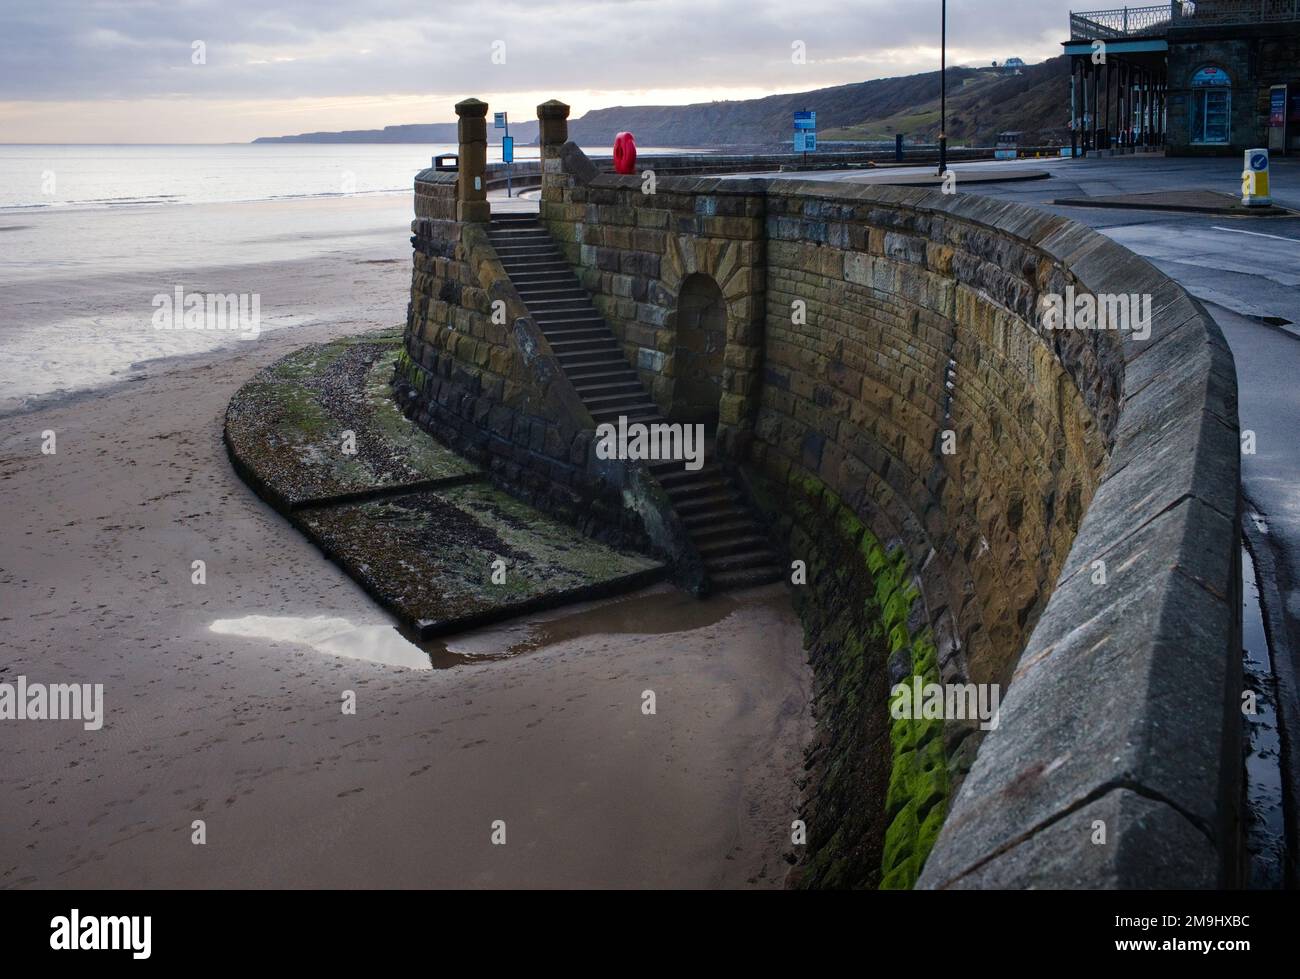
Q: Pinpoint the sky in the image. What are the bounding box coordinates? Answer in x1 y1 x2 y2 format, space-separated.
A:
0 0 1081 143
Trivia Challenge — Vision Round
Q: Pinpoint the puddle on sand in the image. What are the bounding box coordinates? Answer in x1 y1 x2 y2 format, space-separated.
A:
1240 544 1285 889
209 584 755 671
425 583 744 664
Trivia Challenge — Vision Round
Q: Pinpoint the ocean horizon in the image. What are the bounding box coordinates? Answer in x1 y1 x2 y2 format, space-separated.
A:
0 142 677 212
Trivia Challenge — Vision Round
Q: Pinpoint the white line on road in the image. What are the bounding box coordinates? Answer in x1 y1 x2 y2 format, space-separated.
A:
1211 226 1300 244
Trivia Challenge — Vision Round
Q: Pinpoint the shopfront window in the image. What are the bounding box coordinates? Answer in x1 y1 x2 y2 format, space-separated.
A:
1191 66 1232 145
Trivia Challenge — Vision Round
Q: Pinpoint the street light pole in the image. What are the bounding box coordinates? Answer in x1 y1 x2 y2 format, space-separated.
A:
938 0 948 176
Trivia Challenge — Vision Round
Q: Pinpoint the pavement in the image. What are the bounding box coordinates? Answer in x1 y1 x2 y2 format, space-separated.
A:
1053 188 1294 217
840 167 1049 187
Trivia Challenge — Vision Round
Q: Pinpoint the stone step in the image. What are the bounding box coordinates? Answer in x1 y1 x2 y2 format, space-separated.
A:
673 492 738 517
581 390 658 408
573 378 643 397
682 505 751 529
499 259 563 268
704 548 782 574
664 477 731 501
696 535 772 560
657 465 724 489
539 315 607 330
515 286 588 302
590 406 662 424
528 297 595 308
534 313 603 328
547 337 620 353
574 371 644 392
493 245 561 257
543 326 612 342
708 566 786 592
510 272 580 286
489 233 550 245
687 518 759 544
556 349 626 367
563 358 630 378
501 261 570 274
493 236 555 247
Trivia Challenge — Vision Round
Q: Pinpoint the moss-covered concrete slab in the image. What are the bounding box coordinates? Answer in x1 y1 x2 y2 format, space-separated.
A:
224 329 666 637
299 484 664 636
224 330 480 509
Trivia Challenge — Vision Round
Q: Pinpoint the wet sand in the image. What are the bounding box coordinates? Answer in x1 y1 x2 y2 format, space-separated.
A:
0 196 812 888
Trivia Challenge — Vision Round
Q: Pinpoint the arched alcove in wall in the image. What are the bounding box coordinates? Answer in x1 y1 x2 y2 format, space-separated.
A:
671 273 727 431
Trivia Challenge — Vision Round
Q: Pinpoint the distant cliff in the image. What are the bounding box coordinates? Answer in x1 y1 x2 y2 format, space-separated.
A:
252 121 539 144
252 57 1070 148
566 58 1071 147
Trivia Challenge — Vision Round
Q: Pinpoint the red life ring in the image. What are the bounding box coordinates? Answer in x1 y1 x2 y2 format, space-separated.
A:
613 131 637 174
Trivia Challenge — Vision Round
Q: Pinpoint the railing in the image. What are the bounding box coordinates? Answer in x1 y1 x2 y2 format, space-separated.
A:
1070 3 1178 37
1070 0 1300 38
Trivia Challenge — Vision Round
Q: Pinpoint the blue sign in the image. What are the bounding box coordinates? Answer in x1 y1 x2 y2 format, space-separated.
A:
1271 88 1286 127
502 136 514 163
1249 150 1268 172
494 112 507 129
794 132 817 152
793 111 816 131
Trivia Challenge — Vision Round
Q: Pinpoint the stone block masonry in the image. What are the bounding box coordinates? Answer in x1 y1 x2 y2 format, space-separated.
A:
400 97 1242 889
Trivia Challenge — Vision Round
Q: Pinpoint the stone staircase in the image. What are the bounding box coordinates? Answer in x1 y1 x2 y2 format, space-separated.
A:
488 212 783 591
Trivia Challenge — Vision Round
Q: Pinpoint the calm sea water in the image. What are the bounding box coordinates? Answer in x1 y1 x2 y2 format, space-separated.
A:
0 142 693 414
0 143 545 211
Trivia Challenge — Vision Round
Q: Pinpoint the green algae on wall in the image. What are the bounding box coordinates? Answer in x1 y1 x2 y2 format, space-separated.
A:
750 470 949 889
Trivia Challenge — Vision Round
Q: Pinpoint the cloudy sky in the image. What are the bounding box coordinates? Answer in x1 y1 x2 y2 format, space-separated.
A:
0 0 1079 143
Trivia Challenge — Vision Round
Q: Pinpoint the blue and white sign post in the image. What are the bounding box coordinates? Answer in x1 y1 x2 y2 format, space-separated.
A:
494 111 513 198
794 110 817 165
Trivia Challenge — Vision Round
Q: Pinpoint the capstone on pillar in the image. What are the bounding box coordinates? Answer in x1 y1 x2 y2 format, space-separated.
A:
455 97 490 223
537 99 571 203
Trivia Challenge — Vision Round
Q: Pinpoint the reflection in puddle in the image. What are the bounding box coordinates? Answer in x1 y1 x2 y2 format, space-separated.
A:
210 615 432 671
428 584 744 663
1241 545 1285 889
210 585 770 672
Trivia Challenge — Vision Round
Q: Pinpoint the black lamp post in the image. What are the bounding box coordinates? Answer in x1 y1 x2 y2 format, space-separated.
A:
938 0 948 175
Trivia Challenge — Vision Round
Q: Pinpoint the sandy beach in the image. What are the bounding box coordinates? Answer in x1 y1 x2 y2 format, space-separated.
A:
0 193 812 889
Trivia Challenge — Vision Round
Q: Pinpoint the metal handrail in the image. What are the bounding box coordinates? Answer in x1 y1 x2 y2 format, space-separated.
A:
1070 3 1177 37
1070 0 1300 38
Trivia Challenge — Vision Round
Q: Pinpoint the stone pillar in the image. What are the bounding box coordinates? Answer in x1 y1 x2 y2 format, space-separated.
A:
455 97 490 223
537 99 571 204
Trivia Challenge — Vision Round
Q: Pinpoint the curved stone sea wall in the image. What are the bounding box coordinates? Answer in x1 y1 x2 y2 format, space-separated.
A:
401 114 1242 888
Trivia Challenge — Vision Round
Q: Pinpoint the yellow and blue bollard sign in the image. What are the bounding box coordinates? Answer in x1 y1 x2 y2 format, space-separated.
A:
1242 148 1272 207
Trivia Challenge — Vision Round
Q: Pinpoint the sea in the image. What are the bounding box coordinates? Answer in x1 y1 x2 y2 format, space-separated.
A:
0 143 543 212
0 143 658 415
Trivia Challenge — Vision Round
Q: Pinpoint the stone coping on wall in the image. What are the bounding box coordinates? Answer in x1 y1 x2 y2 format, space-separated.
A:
415 148 1014 197
540 155 1243 887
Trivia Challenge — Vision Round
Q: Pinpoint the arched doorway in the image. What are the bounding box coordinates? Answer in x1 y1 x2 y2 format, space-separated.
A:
671 274 726 431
